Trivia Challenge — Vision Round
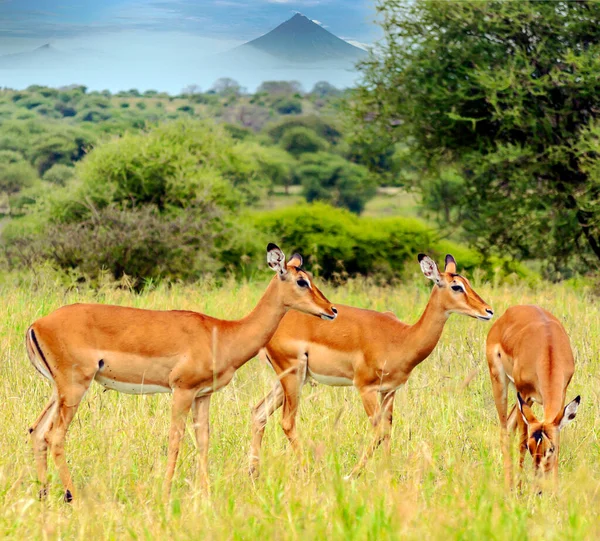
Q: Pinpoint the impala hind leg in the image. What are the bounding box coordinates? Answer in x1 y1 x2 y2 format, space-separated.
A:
191 395 211 495
516 404 528 492
163 388 195 501
346 388 395 479
249 381 284 478
47 380 91 502
29 391 57 499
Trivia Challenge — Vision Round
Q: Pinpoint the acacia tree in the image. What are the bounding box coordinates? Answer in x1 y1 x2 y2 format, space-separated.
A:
352 0 600 275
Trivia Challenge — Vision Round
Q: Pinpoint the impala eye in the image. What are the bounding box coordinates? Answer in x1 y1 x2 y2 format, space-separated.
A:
297 279 309 288
451 285 464 293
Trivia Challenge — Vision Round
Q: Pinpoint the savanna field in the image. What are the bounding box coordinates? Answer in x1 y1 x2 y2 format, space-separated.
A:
1 270 598 540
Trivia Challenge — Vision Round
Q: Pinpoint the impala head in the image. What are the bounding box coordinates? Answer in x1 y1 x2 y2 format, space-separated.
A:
517 393 580 475
418 253 494 321
267 243 337 321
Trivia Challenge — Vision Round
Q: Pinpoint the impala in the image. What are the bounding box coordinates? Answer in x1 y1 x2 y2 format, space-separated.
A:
249 254 493 478
26 243 337 502
485 305 580 490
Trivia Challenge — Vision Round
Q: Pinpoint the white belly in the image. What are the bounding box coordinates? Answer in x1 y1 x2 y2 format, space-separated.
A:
94 374 171 395
308 368 353 387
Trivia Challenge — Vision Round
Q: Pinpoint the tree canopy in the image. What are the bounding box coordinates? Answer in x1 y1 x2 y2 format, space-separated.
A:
352 0 600 275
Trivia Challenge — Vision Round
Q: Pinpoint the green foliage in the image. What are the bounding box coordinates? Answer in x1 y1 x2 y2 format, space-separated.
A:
267 115 343 144
251 203 525 280
353 0 600 275
42 163 75 186
280 127 328 157
296 153 377 214
274 98 303 115
0 155 38 194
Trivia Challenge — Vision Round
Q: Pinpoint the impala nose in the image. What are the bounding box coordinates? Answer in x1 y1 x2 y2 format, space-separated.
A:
332 307 338 315
486 309 494 316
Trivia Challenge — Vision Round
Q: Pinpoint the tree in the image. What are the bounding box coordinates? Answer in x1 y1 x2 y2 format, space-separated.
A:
211 78 243 96
280 127 328 157
352 0 600 274
310 81 341 98
0 151 37 194
296 153 377 214
257 81 303 95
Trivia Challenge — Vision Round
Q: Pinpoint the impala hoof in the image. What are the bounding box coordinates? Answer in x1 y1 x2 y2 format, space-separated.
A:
64 489 73 503
38 487 48 500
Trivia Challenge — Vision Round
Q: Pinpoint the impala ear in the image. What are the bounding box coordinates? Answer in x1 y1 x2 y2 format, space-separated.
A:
558 395 580 430
444 254 457 274
517 392 537 426
267 243 287 277
287 253 303 268
418 254 442 285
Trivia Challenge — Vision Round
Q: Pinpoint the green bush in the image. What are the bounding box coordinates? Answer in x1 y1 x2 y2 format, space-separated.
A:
266 115 343 145
0 152 38 194
42 164 75 186
251 203 533 281
296 152 377 214
280 127 328 157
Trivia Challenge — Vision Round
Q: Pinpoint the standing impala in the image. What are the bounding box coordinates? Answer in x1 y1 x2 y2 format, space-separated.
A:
26 244 337 502
486 305 580 490
249 254 493 478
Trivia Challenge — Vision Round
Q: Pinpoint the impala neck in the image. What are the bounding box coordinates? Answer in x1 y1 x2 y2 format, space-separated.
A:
401 286 449 373
219 277 287 371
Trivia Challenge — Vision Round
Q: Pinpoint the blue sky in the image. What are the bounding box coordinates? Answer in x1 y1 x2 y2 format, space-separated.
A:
0 0 377 47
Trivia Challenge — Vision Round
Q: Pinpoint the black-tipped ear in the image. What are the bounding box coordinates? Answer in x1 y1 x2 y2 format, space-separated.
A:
288 253 303 267
417 253 427 263
444 254 457 273
267 243 286 277
558 395 580 430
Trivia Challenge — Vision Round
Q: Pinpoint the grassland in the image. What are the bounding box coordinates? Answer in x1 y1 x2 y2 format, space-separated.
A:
1 270 599 539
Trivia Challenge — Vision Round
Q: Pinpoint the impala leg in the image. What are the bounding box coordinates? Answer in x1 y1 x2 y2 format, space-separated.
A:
487 351 511 491
249 381 284 478
163 388 195 501
280 372 304 463
48 381 90 502
346 387 385 479
379 391 396 455
29 391 57 499
191 394 211 496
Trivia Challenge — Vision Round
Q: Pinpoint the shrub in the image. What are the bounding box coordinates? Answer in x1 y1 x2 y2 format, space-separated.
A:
296 153 377 214
0 159 38 194
274 98 302 115
42 164 75 186
266 115 343 145
280 127 328 157
251 203 532 281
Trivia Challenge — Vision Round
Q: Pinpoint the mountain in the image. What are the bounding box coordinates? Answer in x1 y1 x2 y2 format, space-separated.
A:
0 43 69 69
236 13 367 64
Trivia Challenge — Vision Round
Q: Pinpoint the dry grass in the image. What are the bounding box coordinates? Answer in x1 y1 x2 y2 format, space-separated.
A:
1 271 599 539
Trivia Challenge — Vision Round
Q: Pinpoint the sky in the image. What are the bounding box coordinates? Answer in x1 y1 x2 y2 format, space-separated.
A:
0 0 377 53
0 0 378 92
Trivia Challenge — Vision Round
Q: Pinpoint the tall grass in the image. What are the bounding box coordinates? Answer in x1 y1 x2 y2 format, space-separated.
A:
0 270 598 539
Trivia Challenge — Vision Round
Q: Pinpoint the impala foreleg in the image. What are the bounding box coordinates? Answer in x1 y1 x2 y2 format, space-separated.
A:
163 388 195 501
280 372 304 461
191 395 211 496
346 388 392 479
249 381 284 478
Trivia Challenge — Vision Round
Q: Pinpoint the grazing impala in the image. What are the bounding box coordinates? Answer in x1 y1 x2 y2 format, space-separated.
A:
249 254 493 478
26 244 337 502
486 305 580 490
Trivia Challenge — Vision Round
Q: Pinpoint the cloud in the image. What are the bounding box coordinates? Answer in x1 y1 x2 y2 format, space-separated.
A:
342 38 370 51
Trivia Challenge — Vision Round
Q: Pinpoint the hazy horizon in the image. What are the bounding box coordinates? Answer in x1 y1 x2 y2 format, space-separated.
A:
0 1 376 93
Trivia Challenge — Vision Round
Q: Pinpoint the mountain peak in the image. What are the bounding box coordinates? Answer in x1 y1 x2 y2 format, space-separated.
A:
36 43 53 50
240 14 367 64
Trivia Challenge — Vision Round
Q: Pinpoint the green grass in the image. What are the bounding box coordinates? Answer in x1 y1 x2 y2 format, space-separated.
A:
1 271 599 539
